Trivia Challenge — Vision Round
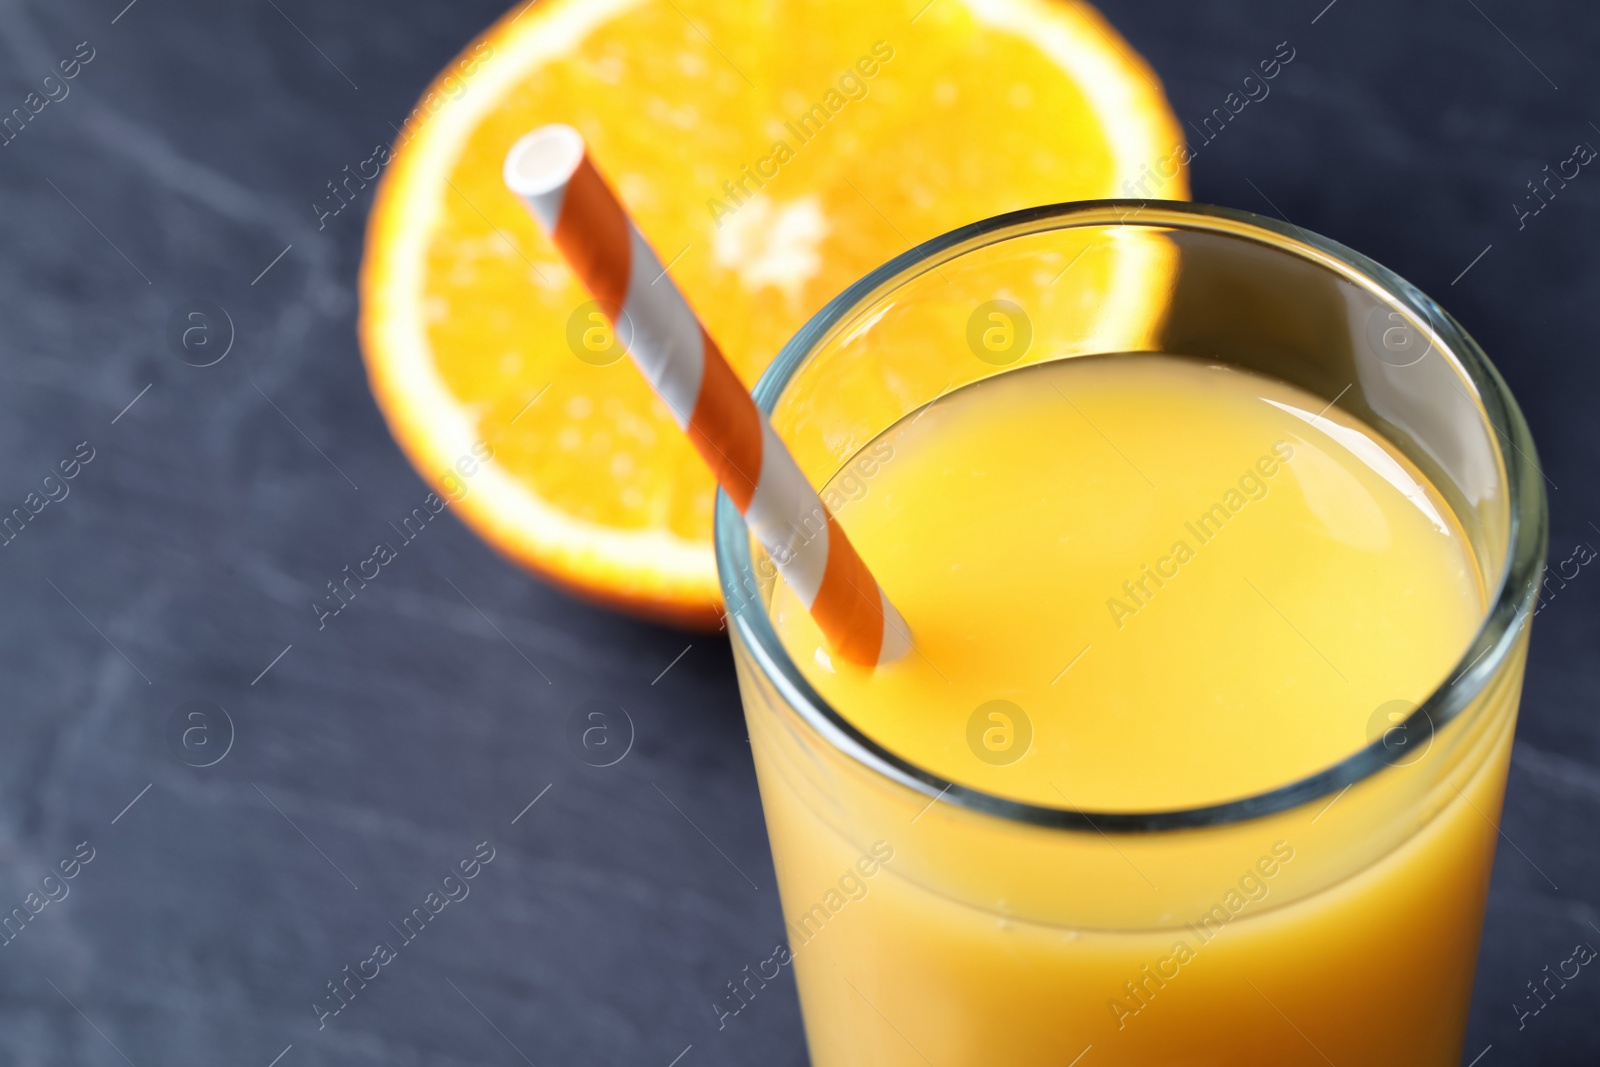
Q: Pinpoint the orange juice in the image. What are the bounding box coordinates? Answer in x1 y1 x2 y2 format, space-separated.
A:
739 354 1516 1065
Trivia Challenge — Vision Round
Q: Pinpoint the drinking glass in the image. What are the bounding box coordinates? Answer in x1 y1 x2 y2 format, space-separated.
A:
714 202 1546 1066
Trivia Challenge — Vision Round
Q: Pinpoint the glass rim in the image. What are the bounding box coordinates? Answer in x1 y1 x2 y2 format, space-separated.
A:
714 199 1547 834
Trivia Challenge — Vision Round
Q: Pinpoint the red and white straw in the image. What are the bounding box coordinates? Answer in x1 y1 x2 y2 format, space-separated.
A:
503 124 909 667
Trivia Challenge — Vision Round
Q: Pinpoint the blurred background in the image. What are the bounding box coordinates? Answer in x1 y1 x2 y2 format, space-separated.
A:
0 0 1595 1064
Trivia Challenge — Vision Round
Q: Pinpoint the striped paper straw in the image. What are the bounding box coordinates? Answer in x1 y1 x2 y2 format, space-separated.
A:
503 124 909 667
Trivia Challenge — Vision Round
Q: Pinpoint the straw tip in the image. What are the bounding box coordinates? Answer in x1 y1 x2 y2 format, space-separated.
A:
503 124 586 197
877 597 912 666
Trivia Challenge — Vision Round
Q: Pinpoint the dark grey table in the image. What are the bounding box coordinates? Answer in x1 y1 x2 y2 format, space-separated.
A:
0 1 1595 1064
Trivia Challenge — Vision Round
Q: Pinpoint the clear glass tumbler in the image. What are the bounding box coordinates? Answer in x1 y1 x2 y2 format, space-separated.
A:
714 202 1546 1066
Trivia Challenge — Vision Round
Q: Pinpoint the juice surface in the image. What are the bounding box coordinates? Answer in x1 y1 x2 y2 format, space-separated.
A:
767 354 1485 811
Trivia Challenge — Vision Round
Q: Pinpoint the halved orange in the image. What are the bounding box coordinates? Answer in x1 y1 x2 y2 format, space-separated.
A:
361 0 1187 627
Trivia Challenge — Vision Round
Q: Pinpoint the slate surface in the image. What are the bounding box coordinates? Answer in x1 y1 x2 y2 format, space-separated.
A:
0 0 1595 1064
